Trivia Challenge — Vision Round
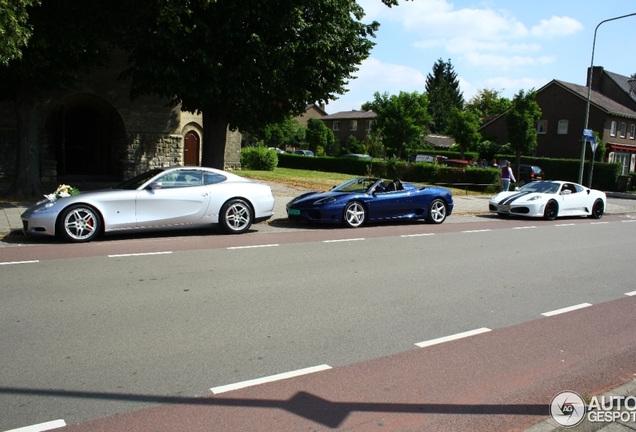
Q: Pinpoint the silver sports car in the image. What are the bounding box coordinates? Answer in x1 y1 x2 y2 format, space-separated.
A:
21 166 275 242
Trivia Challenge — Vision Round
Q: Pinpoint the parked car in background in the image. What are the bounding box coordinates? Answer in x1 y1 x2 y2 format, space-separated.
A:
21 166 275 242
442 159 469 169
292 150 314 156
511 164 544 186
408 154 448 163
342 154 372 160
287 177 453 227
268 147 285 154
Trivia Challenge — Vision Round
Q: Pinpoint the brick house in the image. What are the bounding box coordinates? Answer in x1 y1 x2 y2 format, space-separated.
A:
294 103 328 126
320 110 376 145
0 50 241 182
479 67 636 175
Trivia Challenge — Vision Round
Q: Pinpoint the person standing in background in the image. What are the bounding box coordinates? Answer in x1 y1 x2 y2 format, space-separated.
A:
501 161 516 191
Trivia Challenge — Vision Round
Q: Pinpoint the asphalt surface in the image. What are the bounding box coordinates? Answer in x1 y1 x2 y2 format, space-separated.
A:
2 181 636 431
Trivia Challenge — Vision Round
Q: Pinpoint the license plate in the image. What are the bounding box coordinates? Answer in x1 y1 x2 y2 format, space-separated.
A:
498 205 510 212
288 209 301 216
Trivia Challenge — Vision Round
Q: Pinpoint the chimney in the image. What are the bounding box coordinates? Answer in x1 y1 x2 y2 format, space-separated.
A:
628 79 636 96
587 66 604 91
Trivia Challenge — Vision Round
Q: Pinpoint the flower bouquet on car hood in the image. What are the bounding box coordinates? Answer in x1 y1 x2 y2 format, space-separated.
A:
44 184 80 202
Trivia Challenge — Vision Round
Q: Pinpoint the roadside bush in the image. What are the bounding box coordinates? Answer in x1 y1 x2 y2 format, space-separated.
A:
240 146 278 171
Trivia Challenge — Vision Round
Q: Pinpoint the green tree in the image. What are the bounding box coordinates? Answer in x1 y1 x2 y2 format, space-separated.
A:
465 88 512 125
425 58 464 133
0 0 122 198
261 118 306 150
305 118 334 155
362 91 431 159
122 0 380 170
0 0 38 65
506 89 541 179
446 107 481 159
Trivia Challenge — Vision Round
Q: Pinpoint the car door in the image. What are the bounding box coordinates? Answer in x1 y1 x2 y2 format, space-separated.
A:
370 183 412 220
557 183 586 215
134 169 212 228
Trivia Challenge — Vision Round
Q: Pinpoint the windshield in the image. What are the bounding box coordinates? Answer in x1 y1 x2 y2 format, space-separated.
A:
333 178 379 193
519 181 560 194
116 168 164 190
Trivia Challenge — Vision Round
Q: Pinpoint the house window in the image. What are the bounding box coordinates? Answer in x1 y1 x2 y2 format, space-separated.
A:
612 152 632 175
537 120 548 134
557 120 568 135
365 120 373 132
610 121 617 137
333 121 340 131
349 120 357 131
620 122 627 138
630 124 635 140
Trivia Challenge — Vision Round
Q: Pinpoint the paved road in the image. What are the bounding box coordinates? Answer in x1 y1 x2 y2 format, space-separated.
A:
2 216 636 431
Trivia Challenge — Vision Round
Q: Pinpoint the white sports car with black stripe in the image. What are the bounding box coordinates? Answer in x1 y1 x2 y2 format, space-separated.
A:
489 180 606 220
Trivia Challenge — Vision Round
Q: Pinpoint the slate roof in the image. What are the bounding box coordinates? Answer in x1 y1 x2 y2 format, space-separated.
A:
424 134 454 148
321 110 376 120
604 70 636 104
553 79 636 120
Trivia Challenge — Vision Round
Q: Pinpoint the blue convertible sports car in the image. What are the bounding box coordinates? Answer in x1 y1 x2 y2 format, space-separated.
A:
286 177 454 227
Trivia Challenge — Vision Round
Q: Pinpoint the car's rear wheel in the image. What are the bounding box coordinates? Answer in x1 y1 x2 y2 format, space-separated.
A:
343 201 366 228
427 198 447 224
543 200 558 220
589 199 604 219
57 204 102 243
219 199 253 234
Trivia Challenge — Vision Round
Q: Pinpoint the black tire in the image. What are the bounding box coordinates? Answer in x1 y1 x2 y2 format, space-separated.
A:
426 198 447 224
342 201 366 228
57 204 102 243
543 200 558 221
589 199 604 219
219 199 253 234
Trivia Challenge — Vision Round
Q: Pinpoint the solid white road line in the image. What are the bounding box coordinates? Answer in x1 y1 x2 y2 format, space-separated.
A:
108 251 173 258
621 220 636 223
323 238 365 243
227 244 279 250
415 328 492 348
554 223 575 227
590 222 609 225
625 291 636 296
0 260 39 266
541 303 593 317
401 233 435 237
211 364 332 394
512 226 536 229
4 419 66 432
461 229 491 233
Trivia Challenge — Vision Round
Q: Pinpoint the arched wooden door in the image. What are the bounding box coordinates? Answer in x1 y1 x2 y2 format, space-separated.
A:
184 131 200 166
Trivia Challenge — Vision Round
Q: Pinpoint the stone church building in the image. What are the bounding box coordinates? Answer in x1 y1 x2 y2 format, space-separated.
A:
0 51 241 182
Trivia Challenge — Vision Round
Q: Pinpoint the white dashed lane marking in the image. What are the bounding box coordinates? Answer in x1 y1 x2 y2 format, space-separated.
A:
541 303 592 317
461 229 491 233
4 419 66 432
401 233 435 237
227 244 279 250
0 260 39 265
626 291 636 296
415 328 492 348
323 238 365 243
108 251 173 257
211 364 332 394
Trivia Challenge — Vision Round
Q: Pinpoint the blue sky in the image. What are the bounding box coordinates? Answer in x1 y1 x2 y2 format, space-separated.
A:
325 0 636 114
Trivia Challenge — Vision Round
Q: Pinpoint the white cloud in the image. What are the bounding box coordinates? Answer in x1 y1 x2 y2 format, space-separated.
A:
530 16 584 38
462 52 556 69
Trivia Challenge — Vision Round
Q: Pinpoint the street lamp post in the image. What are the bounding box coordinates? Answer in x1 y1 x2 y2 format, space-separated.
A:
579 12 636 185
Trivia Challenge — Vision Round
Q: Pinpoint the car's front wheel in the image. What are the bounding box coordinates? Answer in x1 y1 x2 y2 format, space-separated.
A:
343 201 366 228
219 199 253 234
427 198 447 224
543 200 558 220
57 204 102 242
589 199 604 219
